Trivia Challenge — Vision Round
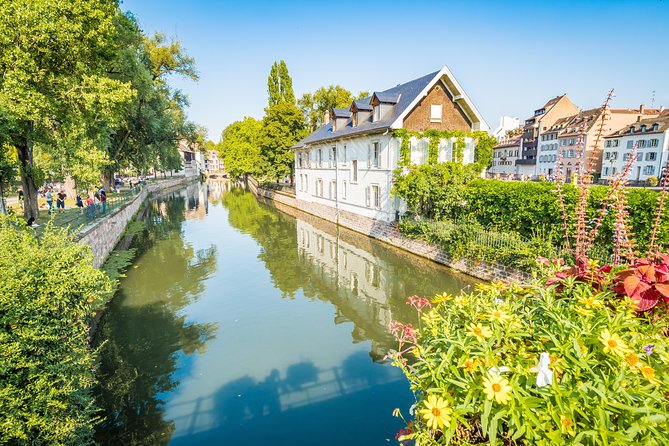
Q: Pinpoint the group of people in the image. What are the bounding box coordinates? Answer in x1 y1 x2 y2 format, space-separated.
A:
24 186 109 217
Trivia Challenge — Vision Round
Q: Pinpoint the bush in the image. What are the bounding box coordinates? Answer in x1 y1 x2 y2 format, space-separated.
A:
0 216 110 445
390 279 669 445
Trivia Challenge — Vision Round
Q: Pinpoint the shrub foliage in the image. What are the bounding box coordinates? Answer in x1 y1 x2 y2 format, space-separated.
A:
0 216 110 445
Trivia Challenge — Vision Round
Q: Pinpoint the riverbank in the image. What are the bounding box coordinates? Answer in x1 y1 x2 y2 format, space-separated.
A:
79 176 199 268
247 176 530 283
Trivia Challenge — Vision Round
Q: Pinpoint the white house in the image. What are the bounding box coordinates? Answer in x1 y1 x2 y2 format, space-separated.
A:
489 136 522 177
600 111 669 183
292 66 489 223
491 116 520 141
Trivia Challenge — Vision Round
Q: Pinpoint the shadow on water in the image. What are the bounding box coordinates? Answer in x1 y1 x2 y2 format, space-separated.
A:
93 185 218 446
168 350 408 446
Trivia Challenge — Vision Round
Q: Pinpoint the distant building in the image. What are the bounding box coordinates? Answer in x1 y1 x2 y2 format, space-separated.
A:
491 116 520 141
489 136 522 177
292 66 489 223
177 138 205 177
600 110 669 183
539 106 660 180
517 95 579 178
205 150 223 173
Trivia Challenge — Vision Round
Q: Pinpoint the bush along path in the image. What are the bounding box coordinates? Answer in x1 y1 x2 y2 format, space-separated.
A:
388 92 669 445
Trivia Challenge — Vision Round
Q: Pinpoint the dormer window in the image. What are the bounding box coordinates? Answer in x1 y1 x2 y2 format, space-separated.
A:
641 125 647 132
630 126 635 134
653 123 659 131
332 120 336 132
352 113 358 127
373 105 380 121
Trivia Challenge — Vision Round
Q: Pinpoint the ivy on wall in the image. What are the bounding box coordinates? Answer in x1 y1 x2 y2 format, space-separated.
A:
392 129 495 168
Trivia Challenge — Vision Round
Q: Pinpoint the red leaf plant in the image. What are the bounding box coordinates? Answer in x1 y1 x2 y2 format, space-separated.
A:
613 255 669 311
546 255 612 291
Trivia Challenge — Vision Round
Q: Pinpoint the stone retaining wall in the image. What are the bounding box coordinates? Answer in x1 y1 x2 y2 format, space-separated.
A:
251 178 529 283
79 177 196 268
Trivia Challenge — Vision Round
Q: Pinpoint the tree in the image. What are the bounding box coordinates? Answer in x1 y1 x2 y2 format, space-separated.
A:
219 117 264 178
261 102 307 181
101 17 199 188
0 0 135 222
267 60 295 107
0 143 17 215
298 86 369 131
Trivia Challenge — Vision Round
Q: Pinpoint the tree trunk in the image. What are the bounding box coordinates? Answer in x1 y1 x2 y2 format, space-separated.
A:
102 168 114 192
0 182 6 216
16 123 40 223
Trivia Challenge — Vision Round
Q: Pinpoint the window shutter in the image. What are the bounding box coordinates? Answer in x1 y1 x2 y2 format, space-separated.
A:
367 145 372 168
365 186 370 207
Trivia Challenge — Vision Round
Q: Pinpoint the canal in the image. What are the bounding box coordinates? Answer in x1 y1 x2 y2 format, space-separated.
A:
93 181 479 445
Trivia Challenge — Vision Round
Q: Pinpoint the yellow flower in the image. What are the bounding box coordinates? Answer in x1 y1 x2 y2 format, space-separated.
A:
624 353 641 370
453 294 468 307
433 292 453 303
419 395 452 430
392 408 401 417
578 295 604 309
462 358 479 373
599 330 629 357
640 365 658 384
483 374 513 404
560 415 575 436
467 323 493 341
422 309 439 326
488 308 510 323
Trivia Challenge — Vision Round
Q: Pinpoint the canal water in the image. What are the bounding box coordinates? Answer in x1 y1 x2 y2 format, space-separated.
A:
93 181 478 446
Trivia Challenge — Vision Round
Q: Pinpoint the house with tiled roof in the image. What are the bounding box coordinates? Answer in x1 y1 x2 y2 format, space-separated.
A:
600 110 669 183
517 95 579 178
538 106 660 180
489 136 522 177
292 66 489 223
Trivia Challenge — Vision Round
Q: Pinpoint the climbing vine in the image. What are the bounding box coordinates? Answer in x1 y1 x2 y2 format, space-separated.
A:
392 129 496 169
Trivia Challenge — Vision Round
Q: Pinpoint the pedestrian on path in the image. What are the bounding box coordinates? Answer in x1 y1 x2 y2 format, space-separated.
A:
18 188 24 209
45 188 53 214
76 194 84 214
56 189 66 213
100 188 107 215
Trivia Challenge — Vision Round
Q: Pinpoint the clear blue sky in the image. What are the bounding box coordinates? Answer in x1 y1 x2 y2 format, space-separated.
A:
120 0 669 141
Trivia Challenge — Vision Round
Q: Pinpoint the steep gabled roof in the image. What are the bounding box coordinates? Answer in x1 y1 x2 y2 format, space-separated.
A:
331 108 352 118
293 66 488 148
350 99 372 112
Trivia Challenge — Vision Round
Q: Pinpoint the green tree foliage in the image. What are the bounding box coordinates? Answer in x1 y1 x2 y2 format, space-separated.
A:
261 102 307 181
219 117 264 178
0 0 135 222
267 60 295 107
472 131 497 168
102 16 199 187
299 86 369 131
0 143 17 215
0 216 110 445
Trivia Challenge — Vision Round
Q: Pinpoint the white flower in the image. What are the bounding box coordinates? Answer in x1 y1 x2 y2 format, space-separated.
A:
488 366 510 376
535 352 553 388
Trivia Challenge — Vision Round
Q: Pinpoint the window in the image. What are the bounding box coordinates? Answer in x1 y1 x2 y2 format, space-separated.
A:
316 179 323 197
627 140 634 149
330 147 336 168
641 125 647 132
351 272 359 296
351 160 358 183
653 124 659 131
560 139 567 146
646 152 657 161
603 167 610 176
650 139 659 148
369 141 380 168
342 181 347 200
644 165 655 175
612 139 619 147
638 140 647 148
304 174 308 192
623 153 631 161
430 104 443 122
604 152 611 160
317 149 323 167
605 140 611 148
329 180 336 199
373 105 380 121
332 120 336 132
367 184 381 209
342 145 347 163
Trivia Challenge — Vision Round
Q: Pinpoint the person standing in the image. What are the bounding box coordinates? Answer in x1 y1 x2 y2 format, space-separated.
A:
18 188 24 210
75 194 84 214
45 188 53 214
56 189 66 213
100 189 107 215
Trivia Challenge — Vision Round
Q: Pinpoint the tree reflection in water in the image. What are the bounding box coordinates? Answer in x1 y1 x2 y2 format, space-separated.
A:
94 191 218 446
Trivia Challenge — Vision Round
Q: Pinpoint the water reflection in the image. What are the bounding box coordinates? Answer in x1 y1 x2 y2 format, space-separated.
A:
94 186 218 445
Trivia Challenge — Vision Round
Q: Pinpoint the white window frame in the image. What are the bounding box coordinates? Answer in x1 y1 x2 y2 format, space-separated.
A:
373 105 380 122
644 165 655 175
329 180 336 199
430 104 443 123
351 160 358 183
342 181 347 200
367 184 381 209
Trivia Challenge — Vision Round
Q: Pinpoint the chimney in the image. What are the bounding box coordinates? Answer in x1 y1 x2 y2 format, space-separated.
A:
640 104 645 113
324 110 330 125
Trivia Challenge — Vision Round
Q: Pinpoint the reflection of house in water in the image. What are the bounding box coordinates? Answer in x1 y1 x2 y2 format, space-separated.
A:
206 179 231 203
297 219 396 359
